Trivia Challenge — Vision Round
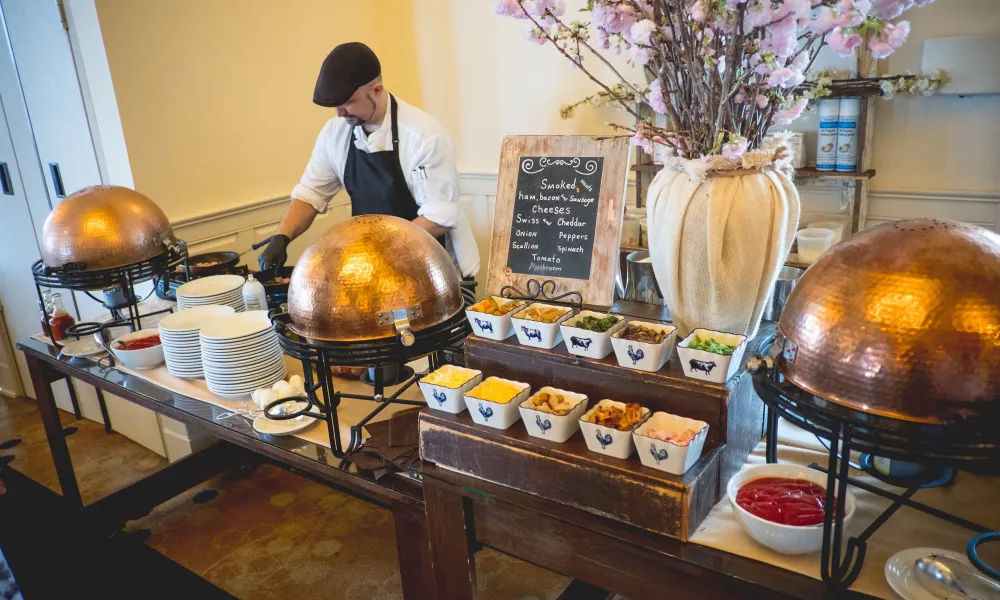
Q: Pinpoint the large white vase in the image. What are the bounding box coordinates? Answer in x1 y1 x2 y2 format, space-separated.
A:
646 139 800 339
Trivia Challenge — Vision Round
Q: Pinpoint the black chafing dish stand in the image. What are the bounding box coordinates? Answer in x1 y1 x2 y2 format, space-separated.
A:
30 241 190 428
269 311 471 457
751 350 1000 593
33 240 190 348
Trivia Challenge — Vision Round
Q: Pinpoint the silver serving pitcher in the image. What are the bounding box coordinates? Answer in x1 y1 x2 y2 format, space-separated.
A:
762 266 803 321
615 251 667 307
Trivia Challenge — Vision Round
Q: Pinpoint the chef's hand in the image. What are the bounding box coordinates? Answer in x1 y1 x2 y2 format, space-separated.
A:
258 234 290 273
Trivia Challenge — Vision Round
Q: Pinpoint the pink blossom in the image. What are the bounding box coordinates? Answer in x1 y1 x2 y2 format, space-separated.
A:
734 87 748 103
629 19 656 46
688 0 707 23
628 44 651 65
631 125 654 155
722 137 749 160
768 66 805 88
756 94 769 108
523 0 565 18
761 15 798 57
809 6 838 34
826 26 863 56
522 21 548 45
872 0 930 19
773 98 809 125
869 20 910 58
493 0 526 19
646 78 668 115
591 2 637 36
789 51 810 73
725 0 747 8
744 1 777 31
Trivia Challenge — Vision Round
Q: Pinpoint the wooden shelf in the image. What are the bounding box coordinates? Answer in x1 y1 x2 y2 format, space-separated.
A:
620 245 648 253
631 163 663 173
795 167 875 180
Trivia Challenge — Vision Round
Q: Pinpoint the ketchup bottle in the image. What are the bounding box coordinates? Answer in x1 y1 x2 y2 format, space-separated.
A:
48 293 76 341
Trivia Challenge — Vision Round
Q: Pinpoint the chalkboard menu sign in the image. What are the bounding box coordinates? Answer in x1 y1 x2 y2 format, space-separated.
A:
486 136 630 306
507 156 604 280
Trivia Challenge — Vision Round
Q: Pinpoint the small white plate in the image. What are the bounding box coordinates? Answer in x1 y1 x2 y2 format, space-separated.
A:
176 274 245 299
885 547 1000 600
199 311 273 340
159 305 237 332
252 402 315 436
59 337 106 358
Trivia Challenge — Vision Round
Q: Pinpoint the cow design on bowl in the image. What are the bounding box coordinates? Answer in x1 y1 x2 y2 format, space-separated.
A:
570 336 593 350
474 318 494 335
689 359 716 375
522 327 542 342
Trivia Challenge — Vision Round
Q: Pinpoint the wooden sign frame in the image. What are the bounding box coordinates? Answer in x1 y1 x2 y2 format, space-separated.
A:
486 135 631 306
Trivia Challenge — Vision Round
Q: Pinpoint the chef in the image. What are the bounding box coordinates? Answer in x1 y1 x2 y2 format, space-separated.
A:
258 42 479 281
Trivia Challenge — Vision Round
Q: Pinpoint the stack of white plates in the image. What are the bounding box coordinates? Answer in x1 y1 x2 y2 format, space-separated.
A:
176 275 246 312
200 311 286 399
159 305 237 378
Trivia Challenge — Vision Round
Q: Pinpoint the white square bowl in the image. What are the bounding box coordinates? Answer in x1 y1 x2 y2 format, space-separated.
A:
610 321 677 372
579 400 650 460
676 328 749 384
518 387 589 443
465 297 526 341
464 377 531 430
418 365 484 414
510 303 575 349
559 311 627 359
632 412 710 476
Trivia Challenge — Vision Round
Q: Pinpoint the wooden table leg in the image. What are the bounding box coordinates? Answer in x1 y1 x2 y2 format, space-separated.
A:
25 355 82 508
392 499 435 600
424 476 477 600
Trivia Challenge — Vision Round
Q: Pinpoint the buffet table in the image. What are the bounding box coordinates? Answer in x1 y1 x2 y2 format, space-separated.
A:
14 337 435 599
418 333 1000 600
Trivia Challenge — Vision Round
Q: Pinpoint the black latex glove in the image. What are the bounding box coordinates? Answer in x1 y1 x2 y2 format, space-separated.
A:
258 234 290 273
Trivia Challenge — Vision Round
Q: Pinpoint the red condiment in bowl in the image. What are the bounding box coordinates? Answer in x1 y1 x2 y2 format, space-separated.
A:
116 334 161 351
735 477 829 527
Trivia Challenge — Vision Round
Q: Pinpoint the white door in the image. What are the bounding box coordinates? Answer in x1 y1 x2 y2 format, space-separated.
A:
0 2 167 457
0 87 46 397
1 0 103 201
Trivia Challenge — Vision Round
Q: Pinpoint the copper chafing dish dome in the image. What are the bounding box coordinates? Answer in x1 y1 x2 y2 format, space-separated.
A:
777 218 1000 425
287 214 462 342
41 185 174 270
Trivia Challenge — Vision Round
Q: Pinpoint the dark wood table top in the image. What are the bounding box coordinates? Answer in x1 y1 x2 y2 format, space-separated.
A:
16 337 423 509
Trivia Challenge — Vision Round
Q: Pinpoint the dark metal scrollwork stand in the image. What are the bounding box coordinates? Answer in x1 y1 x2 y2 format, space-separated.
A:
755 366 1000 592
499 278 583 308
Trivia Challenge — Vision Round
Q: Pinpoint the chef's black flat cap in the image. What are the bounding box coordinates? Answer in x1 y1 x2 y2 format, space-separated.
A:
313 42 381 107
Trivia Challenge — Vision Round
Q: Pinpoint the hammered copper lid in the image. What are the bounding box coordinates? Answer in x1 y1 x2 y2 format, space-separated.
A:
777 218 1000 424
288 214 462 341
41 185 174 270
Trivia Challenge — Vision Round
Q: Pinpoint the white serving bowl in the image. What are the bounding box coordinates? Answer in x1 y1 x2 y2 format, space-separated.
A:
465 297 526 341
518 387 589 443
676 328 749 384
418 365 483 414
559 311 627 359
579 400 650 460
110 328 164 370
610 321 677 372
511 303 575 350
727 463 857 555
632 412 709 476
464 377 531 429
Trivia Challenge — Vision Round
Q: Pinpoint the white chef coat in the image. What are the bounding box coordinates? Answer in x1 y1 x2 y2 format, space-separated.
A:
291 95 480 278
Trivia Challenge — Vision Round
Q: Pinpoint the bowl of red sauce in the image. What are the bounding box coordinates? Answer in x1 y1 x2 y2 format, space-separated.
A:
110 328 164 370
727 463 856 555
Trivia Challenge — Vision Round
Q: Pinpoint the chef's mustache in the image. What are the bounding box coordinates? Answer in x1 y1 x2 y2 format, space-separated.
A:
341 92 378 125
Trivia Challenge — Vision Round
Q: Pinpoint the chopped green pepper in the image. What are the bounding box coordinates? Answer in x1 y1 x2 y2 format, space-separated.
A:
689 335 737 355
573 315 620 333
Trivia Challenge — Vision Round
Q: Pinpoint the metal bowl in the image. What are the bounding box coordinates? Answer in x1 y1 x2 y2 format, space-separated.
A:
41 185 174 270
288 215 462 341
777 218 1000 424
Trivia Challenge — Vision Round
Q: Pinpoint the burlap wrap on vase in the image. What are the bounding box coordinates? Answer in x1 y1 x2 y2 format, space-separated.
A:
646 137 800 339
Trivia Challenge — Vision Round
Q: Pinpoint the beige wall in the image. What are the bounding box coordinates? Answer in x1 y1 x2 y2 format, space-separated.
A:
95 0 423 222
97 0 998 226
